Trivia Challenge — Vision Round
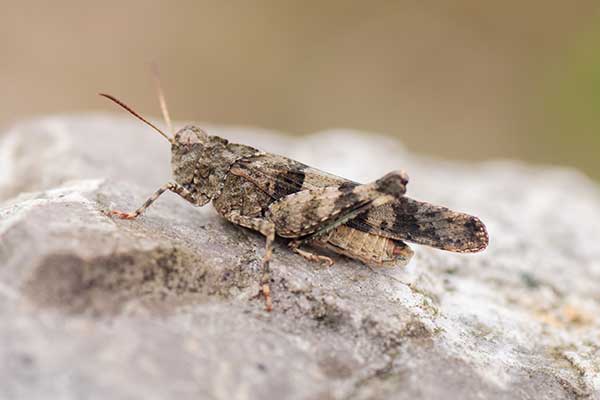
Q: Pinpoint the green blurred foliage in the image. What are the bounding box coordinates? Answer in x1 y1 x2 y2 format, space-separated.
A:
539 20 600 180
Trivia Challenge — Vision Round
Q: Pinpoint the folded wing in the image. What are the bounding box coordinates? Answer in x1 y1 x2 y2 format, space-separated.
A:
232 155 488 253
348 198 489 253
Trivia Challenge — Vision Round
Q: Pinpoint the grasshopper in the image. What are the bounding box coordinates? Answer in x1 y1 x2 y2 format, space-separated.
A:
100 92 488 312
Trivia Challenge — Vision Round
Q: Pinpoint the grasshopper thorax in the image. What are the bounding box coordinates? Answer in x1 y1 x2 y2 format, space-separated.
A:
171 125 260 206
171 125 223 205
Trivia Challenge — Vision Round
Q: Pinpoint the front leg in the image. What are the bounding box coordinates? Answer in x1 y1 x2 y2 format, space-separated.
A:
107 182 195 219
223 211 276 312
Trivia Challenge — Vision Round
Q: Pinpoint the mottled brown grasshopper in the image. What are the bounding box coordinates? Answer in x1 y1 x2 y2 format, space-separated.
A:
100 92 488 312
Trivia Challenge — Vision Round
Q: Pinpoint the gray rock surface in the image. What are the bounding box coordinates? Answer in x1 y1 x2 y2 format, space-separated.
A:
1 114 600 399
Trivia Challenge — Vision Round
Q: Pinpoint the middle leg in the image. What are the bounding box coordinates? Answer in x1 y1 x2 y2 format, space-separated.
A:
223 211 276 312
288 240 334 267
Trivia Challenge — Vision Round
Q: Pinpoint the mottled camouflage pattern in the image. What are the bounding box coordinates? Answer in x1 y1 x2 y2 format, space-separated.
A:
108 124 488 310
167 125 487 256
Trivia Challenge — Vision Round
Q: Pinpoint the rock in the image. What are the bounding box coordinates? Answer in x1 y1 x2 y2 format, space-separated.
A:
1 114 599 399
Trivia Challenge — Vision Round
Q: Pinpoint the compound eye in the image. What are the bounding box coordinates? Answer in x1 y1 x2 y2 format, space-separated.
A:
175 126 208 145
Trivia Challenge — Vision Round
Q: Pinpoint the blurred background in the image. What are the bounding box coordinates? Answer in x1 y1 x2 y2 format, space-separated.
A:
2 1 599 180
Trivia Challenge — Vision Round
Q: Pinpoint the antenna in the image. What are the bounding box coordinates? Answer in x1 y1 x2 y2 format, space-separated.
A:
151 64 173 134
99 93 172 143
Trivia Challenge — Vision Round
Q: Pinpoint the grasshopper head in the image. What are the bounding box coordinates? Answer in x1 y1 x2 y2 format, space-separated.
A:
98 93 247 206
172 125 209 146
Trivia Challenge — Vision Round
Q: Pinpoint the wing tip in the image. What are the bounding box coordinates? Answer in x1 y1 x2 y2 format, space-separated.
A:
455 215 489 253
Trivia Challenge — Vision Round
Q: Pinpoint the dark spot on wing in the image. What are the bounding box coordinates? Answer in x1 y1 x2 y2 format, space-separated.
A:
273 164 307 197
392 212 439 242
390 200 420 237
464 220 477 230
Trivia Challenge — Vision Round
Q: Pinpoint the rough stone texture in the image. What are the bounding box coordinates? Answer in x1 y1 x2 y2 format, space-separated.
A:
1 114 600 400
